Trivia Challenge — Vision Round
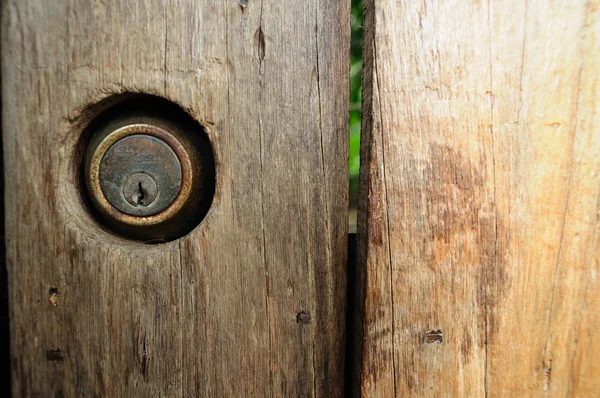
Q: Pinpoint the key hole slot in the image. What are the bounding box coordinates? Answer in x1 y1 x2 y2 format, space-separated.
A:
136 182 145 206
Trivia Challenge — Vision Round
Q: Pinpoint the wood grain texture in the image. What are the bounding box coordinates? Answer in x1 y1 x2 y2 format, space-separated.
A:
1 0 348 396
357 0 600 396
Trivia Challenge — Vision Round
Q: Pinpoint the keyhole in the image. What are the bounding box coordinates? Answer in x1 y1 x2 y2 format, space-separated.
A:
121 172 159 209
135 182 146 206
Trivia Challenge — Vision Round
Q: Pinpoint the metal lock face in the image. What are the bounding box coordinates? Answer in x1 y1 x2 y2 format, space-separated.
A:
82 98 215 242
99 134 181 217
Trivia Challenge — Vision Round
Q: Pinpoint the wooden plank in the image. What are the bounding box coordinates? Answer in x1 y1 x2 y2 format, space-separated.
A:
357 0 600 396
1 0 348 396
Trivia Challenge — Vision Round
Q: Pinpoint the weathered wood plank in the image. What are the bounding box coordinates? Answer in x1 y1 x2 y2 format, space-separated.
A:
357 0 599 396
1 0 348 396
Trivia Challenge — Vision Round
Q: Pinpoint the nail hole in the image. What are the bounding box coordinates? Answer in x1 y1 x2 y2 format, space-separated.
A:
45 349 64 362
48 287 58 307
424 329 443 344
296 311 311 324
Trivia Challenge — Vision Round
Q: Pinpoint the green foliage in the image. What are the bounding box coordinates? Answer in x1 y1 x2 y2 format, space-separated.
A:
349 0 363 206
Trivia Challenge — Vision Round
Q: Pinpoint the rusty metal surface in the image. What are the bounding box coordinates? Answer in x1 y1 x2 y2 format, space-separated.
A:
100 135 181 216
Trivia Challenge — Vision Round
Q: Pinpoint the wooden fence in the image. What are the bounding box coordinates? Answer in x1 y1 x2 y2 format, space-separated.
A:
1 0 598 396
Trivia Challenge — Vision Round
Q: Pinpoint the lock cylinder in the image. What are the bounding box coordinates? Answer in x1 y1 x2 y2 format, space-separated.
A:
82 97 215 242
99 134 182 217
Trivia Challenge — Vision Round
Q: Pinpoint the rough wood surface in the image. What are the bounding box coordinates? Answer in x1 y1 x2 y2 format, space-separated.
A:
1 0 348 396
357 0 599 396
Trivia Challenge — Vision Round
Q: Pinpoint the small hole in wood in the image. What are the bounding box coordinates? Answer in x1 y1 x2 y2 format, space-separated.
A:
424 329 443 344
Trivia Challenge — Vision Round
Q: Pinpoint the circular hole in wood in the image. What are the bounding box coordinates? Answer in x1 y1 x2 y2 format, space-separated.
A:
76 94 216 242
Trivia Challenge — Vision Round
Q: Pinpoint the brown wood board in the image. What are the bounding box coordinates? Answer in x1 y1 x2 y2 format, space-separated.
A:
357 0 600 396
1 0 349 395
